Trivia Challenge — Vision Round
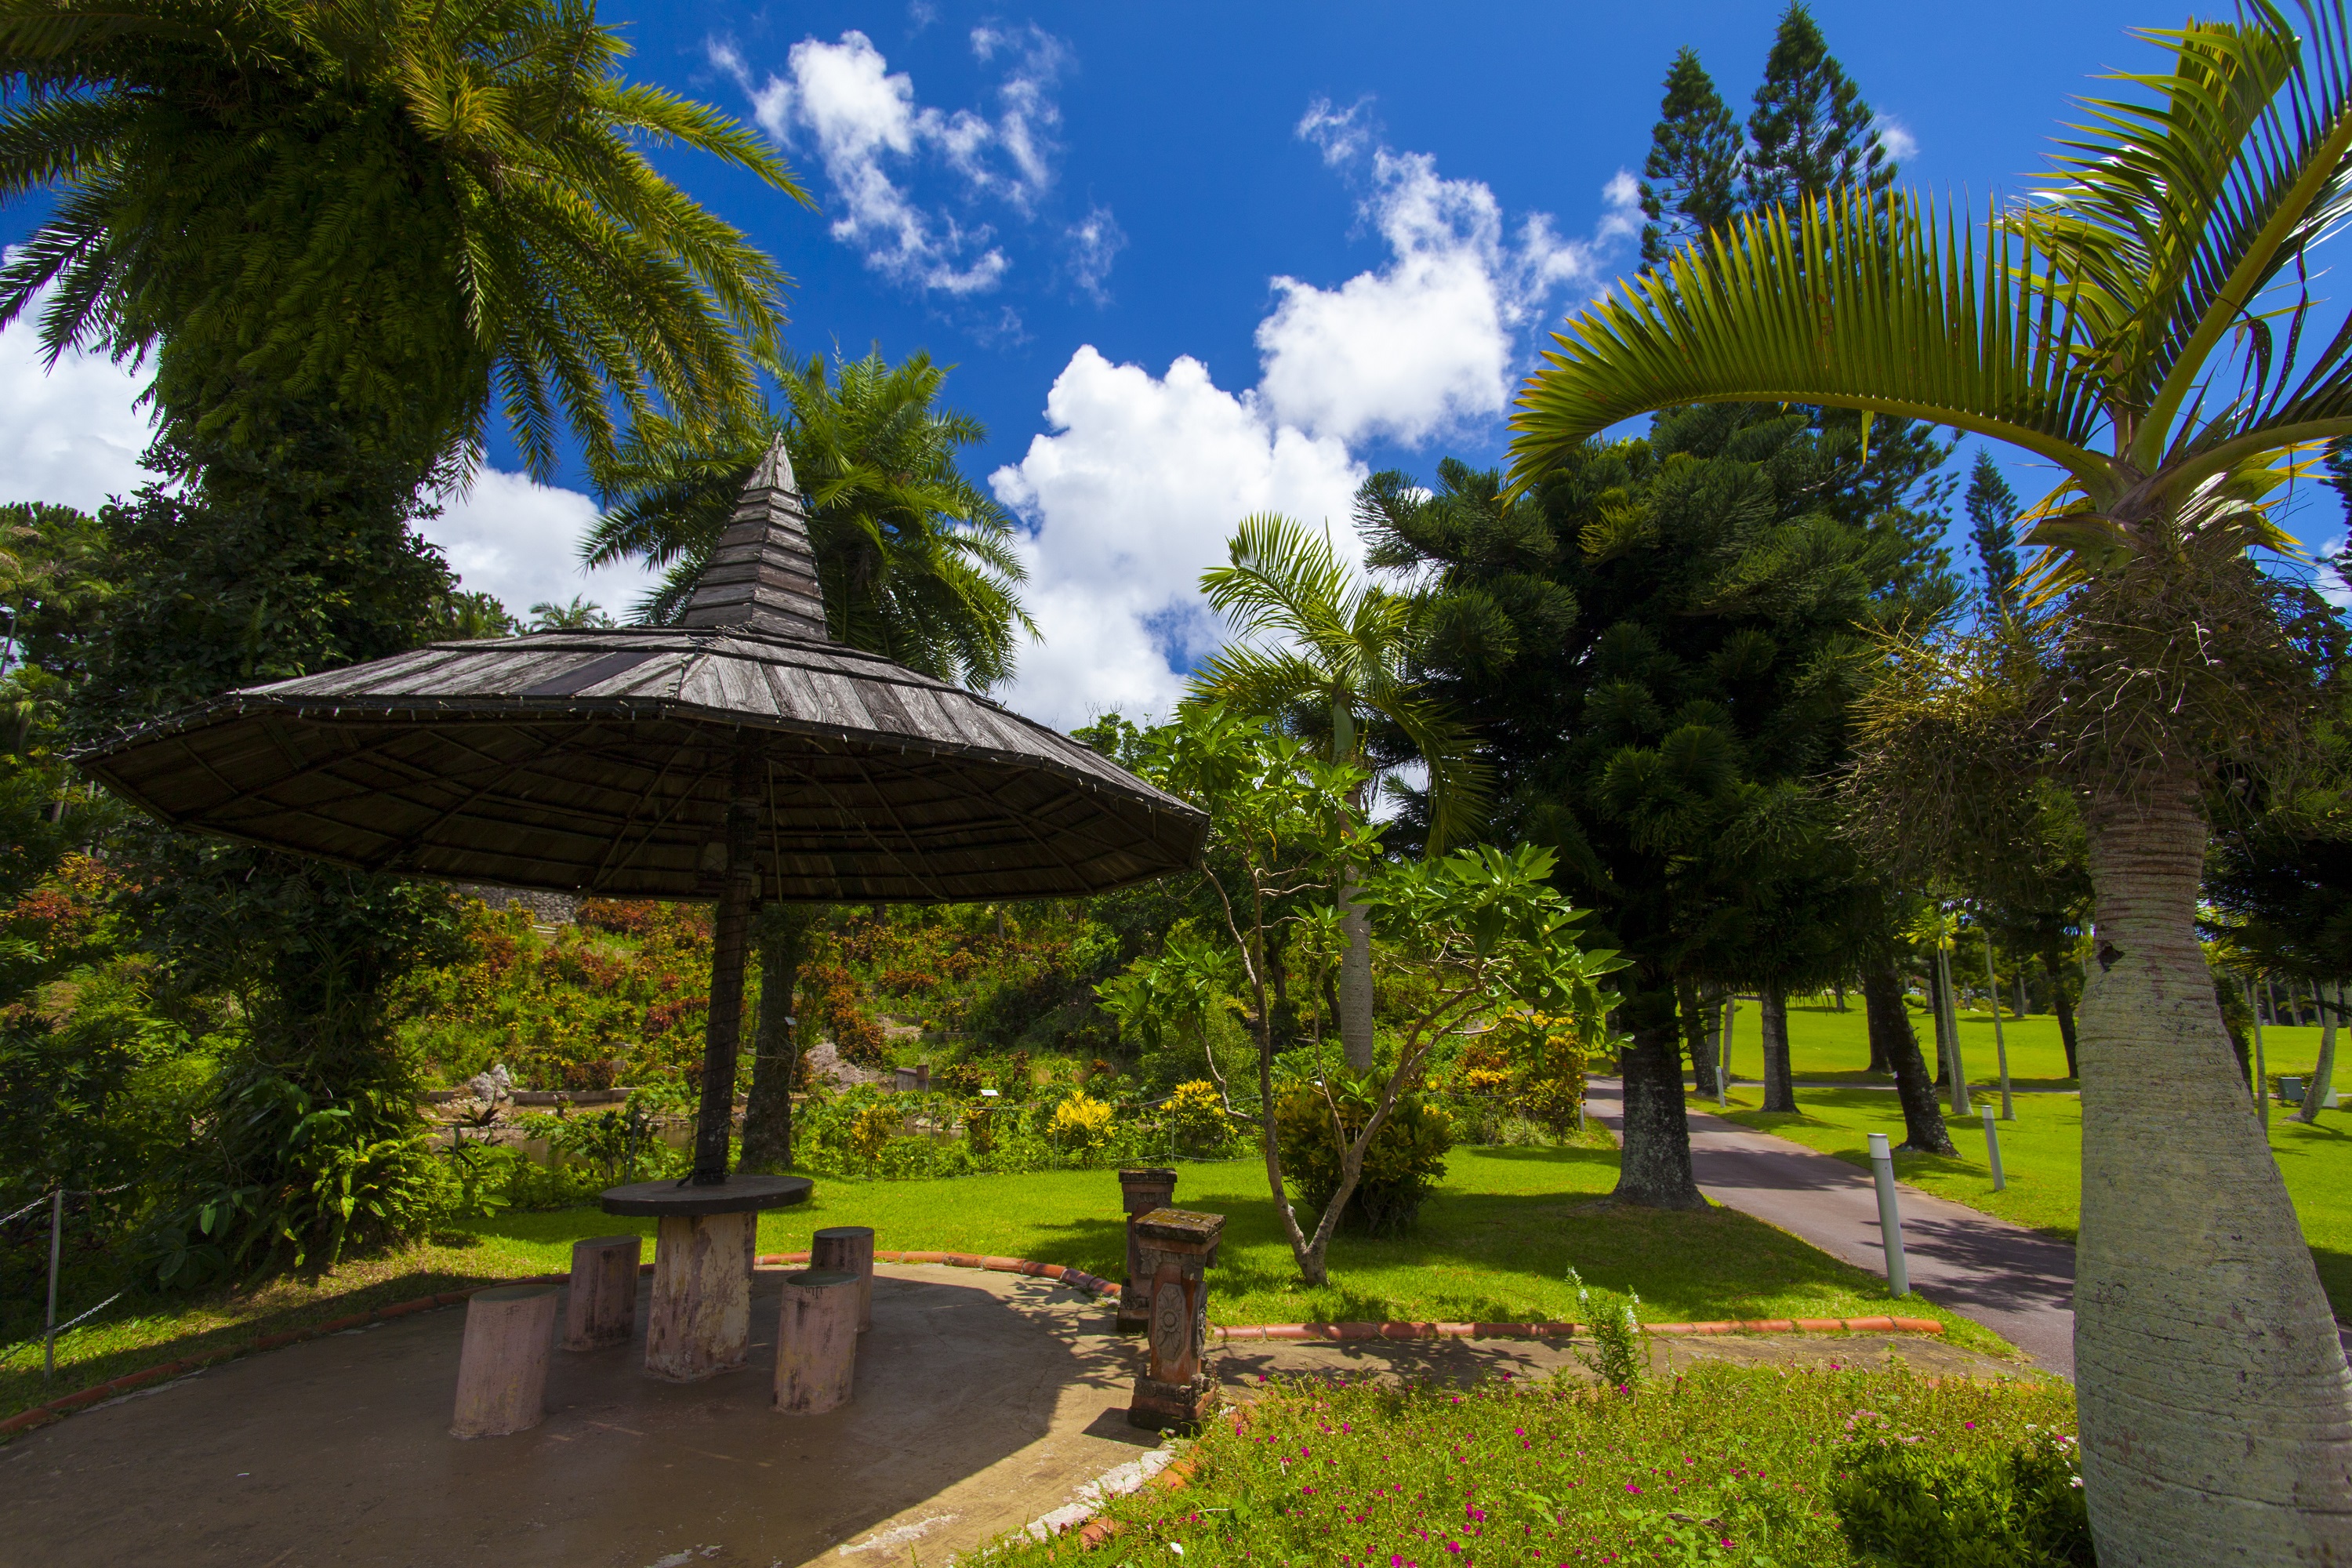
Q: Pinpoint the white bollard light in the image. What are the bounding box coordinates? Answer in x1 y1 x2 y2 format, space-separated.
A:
1981 1105 2006 1192
1867 1132 1909 1298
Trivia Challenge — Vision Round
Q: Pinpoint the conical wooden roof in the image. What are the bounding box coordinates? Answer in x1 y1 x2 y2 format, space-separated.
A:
73 444 1205 902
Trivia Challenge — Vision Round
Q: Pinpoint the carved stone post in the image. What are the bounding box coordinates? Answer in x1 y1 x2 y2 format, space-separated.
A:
1127 1207 1222 1431
1116 1167 1178 1334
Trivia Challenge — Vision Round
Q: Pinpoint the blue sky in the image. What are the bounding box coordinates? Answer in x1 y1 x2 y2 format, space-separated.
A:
2 0 2339 726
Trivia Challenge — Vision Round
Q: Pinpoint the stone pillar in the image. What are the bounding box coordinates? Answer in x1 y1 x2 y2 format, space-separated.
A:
1116 1167 1178 1334
811 1225 877 1331
775 1270 860 1414
451 1284 557 1438
561 1234 642 1351
645 1210 757 1381
1127 1207 1223 1432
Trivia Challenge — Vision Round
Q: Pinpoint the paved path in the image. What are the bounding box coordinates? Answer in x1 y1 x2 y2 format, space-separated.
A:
1586 1079 2078 1376
1 1264 1156 1568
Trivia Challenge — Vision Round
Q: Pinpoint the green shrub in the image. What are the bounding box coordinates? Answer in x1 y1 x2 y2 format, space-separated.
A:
1273 1074 1452 1236
1830 1428 2092 1566
1567 1265 1642 1390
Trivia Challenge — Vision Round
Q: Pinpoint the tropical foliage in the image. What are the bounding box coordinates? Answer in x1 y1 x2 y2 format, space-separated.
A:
1508 5 2352 1558
0 0 805 478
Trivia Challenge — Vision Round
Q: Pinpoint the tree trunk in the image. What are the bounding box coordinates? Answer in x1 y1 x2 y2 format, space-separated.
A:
1759 985 1795 1112
2045 950 2082 1078
1678 978 1718 1095
1335 867 1375 1073
2074 782 2352 1564
2299 980 2339 1127
1609 981 1706 1210
1927 962 1951 1086
691 768 760 1184
739 903 822 1174
1864 977 1889 1073
1863 960 1954 1155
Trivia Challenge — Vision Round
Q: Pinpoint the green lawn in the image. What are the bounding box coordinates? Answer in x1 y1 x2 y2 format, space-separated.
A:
1714 1086 2352 1315
468 1142 1997 1342
1738 996 2336 1094
5 1137 2007 1425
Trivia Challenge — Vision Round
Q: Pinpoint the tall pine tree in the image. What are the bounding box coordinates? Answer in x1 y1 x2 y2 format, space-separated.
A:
1964 451 2024 621
1743 2 1894 212
1639 49 1744 266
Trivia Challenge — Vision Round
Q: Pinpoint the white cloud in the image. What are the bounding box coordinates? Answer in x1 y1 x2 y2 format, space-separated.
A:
714 27 1075 296
1065 205 1126 302
1297 96 1374 168
1875 117 1920 165
1255 108 1641 447
0 317 154 513
990 109 1642 728
426 473 658 621
2313 534 2351 609
991 348 1364 727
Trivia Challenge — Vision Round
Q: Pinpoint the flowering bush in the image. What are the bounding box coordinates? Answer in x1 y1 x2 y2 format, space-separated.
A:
1161 1079 1232 1154
1048 1088 1115 1158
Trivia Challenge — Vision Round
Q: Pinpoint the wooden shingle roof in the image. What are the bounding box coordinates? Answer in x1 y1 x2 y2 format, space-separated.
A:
73 445 1206 902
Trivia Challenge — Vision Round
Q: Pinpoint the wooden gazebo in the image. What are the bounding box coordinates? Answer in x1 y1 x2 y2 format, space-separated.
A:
75 440 1207 1380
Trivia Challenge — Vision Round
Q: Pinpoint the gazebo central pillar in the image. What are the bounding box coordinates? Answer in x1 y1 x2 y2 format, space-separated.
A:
692 750 763 1183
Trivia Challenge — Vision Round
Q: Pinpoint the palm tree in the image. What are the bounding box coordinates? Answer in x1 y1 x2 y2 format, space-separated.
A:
526 596 612 631
1508 7 2352 1559
583 348 1033 691
1189 513 1490 1072
0 0 808 480
584 347 1033 1172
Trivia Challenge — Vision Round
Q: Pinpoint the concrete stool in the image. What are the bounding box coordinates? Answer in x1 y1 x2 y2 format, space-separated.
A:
774 1269 860 1414
561 1233 642 1350
451 1283 558 1439
811 1225 876 1331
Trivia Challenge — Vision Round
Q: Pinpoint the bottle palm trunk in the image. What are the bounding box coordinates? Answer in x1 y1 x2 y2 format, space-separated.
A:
2074 783 2352 1562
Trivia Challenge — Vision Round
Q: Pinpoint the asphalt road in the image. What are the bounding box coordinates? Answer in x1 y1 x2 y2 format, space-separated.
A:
1586 1078 2079 1374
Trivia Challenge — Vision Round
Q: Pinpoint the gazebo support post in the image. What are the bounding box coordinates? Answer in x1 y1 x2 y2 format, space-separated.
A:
692 753 763 1184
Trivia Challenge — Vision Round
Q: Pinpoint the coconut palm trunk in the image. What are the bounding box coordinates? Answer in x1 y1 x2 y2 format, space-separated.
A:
2302 982 2341 1127
2075 784 2352 1559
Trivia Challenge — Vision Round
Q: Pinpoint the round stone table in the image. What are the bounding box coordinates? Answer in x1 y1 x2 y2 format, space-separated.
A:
601 1175 811 1381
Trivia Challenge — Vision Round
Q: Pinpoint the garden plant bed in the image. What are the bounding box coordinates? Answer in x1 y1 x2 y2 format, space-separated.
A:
996 1362 2078 1568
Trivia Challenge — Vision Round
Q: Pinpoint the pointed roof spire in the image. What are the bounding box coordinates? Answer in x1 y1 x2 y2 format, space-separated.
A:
675 437 832 641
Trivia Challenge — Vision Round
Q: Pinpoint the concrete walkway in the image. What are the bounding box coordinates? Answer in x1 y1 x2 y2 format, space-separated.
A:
1587 1079 2078 1376
0 1264 1158 1568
